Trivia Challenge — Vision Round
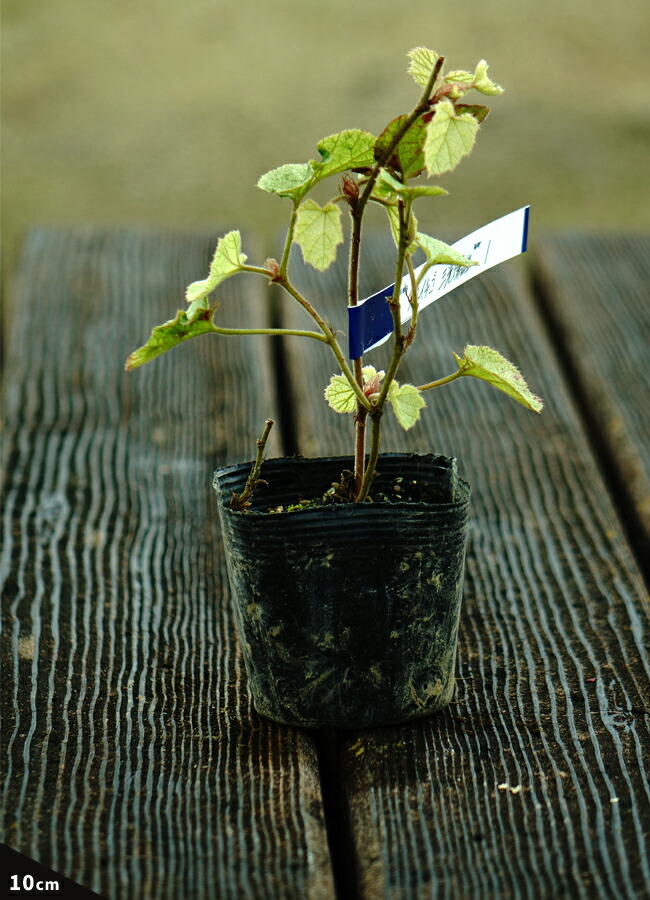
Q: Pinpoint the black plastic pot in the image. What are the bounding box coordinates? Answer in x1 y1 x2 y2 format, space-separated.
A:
213 453 471 729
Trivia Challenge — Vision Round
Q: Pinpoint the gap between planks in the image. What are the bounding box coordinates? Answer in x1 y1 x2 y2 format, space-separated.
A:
530 241 650 590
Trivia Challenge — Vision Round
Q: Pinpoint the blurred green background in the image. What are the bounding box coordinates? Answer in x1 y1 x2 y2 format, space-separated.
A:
2 0 649 286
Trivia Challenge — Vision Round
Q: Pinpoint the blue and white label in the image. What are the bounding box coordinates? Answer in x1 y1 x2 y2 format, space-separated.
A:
348 206 530 358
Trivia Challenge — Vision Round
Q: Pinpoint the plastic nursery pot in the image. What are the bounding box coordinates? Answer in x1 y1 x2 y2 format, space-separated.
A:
213 453 471 729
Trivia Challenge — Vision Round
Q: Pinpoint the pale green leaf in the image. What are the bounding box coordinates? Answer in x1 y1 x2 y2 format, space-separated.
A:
362 365 384 382
444 69 475 85
377 168 407 193
324 374 357 413
407 47 439 88
185 231 247 318
442 69 476 99
294 200 343 271
455 345 543 412
125 309 216 371
424 100 479 176
400 184 449 200
473 60 504 96
444 61 503 97
377 168 448 201
257 162 315 199
384 203 418 254
388 381 426 430
314 130 376 179
415 233 478 268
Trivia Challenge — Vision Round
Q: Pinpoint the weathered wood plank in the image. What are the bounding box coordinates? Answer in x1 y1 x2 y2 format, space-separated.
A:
282 237 650 899
0 229 334 899
534 233 650 568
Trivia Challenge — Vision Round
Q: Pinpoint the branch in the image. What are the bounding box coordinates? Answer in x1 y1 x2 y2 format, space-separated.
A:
230 419 275 511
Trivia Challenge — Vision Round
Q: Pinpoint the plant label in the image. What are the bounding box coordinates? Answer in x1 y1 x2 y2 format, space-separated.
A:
348 206 530 358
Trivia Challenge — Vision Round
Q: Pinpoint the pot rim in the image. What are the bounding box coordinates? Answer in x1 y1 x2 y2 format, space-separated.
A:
213 452 471 517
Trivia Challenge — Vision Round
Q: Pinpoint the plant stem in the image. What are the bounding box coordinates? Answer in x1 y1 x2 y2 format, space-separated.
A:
405 253 419 345
347 59 443 497
418 370 462 391
209 323 330 342
374 199 411 410
354 200 411 502
352 357 366 494
356 411 382 502
240 264 279 278
230 418 274 510
280 277 372 412
280 203 299 275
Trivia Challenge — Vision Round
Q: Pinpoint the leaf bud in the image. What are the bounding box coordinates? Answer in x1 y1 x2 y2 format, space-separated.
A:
341 174 359 205
265 258 282 282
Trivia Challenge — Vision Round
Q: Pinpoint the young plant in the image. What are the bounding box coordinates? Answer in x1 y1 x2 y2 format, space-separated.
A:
126 47 542 502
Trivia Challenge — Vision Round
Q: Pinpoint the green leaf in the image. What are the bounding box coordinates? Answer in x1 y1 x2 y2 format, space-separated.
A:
294 200 343 271
444 69 475 85
407 47 439 88
314 130 376 179
444 61 503 97
125 309 216 371
388 381 426 430
362 365 384 382
473 60 504 96
415 233 478 268
455 103 490 124
257 162 315 199
454 345 543 412
324 367 385 413
375 114 428 178
185 231 247 319
324 374 357 413
424 100 479 176
377 168 447 202
377 168 408 192
384 203 418 254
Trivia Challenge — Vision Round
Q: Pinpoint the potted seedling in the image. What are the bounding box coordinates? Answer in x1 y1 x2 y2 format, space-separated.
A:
126 47 542 728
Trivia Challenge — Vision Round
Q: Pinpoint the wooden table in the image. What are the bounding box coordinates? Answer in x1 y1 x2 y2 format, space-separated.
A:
1 227 649 899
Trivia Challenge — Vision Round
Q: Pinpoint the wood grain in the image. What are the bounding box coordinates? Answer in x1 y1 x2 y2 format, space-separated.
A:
281 236 650 899
534 233 650 570
0 229 334 899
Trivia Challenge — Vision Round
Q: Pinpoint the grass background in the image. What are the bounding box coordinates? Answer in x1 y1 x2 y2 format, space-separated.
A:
2 0 649 287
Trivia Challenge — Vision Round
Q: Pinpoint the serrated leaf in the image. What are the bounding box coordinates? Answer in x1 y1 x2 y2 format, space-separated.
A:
324 374 357 413
444 69 475 85
314 130 376 179
473 60 504 96
388 381 426 430
185 231 247 318
377 168 448 201
407 47 439 88
362 365 384 382
416 233 478 267
424 100 479 176
455 345 543 412
375 113 428 178
257 162 315 199
125 309 216 371
294 200 343 271
444 61 503 97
